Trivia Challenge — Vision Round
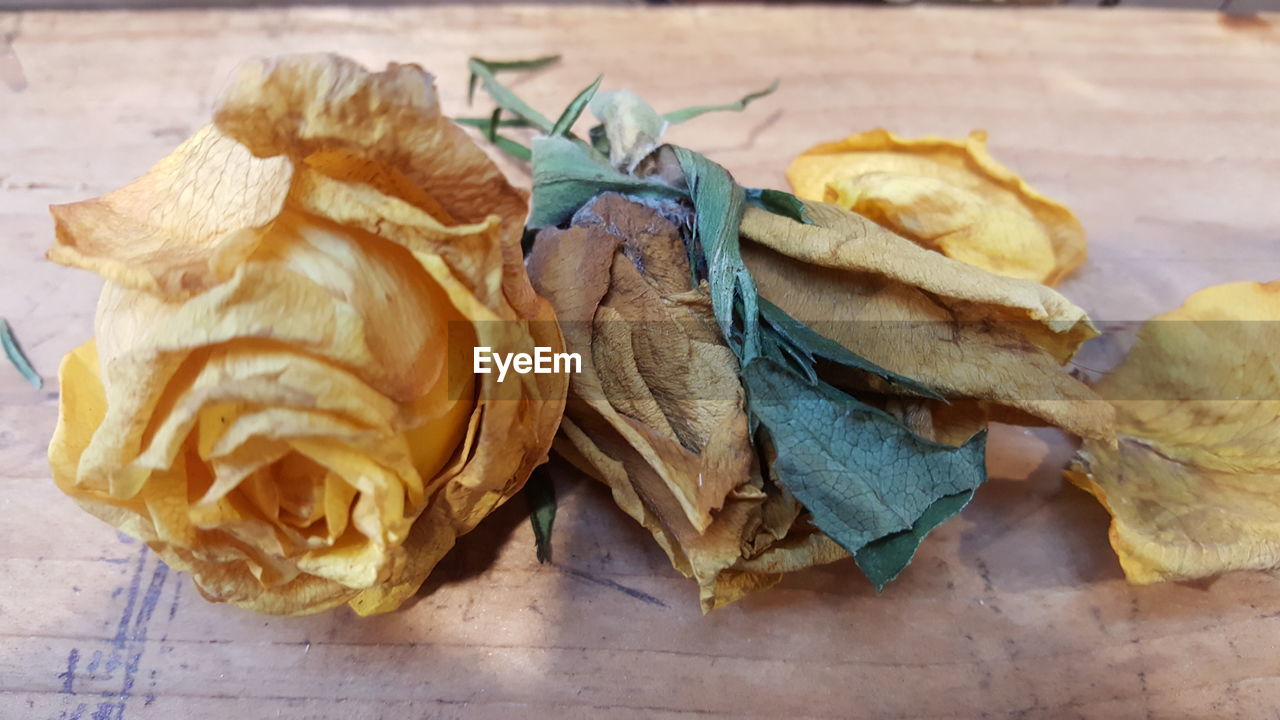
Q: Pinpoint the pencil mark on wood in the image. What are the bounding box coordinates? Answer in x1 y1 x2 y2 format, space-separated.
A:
562 567 668 607
57 647 79 694
167 577 182 621
53 543 171 719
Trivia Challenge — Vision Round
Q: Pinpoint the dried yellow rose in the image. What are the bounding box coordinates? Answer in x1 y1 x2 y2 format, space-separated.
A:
1067 280 1280 584
787 129 1086 285
47 54 567 615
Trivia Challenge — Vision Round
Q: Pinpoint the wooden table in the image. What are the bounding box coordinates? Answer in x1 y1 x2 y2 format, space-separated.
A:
3 6 1280 718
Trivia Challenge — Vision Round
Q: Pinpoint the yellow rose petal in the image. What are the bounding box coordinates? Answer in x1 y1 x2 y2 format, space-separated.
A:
740 200 1113 440
1067 280 1280 583
787 129 1086 285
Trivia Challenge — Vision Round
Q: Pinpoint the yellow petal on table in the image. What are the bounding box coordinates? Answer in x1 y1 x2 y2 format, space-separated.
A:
787 129 1085 285
1067 280 1280 583
740 200 1113 440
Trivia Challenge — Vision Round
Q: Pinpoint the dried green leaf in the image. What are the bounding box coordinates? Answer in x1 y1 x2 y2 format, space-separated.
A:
745 188 810 224
452 110 532 161
551 75 603 137
467 57 557 132
855 489 975 590
662 80 779 125
743 359 986 579
529 136 680 229
453 116 533 131
672 146 757 357
670 148 986 591
1 318 41 389
486 107 502 142
491 134 532 162
467 54 560 105
526 468 557 564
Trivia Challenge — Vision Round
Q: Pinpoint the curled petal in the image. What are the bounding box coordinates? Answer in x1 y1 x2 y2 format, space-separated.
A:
740 201 1112 440
788 129 1086 285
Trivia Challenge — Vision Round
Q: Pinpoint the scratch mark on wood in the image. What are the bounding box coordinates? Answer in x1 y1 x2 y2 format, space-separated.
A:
562 567 668 608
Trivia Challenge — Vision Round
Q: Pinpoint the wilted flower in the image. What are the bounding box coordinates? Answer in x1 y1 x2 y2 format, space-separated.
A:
47 54 567 615
530 188 1111 610
530 193 847 610
454 70 1112 609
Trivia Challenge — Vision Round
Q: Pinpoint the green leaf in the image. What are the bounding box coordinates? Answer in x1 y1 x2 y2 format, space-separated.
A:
759 321 818 384
855 489 975 591
671 146 757 357
744 188 810 224
453 116 533 132
467 54 560 105
662 80 779 125
588 124 611 156
452 110 531 161
491 134 532 162
1 318 41 389
467 57 557 133
551 75 603 137
742 358 986 581
758 297 942 401
529 136 681 228
526 468 557 564
486 107 502 142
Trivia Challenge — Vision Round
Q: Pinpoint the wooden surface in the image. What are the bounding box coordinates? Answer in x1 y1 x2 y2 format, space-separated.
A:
3 6 1280 719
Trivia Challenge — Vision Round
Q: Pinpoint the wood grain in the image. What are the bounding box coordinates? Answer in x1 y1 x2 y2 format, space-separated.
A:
2 6 1279 719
